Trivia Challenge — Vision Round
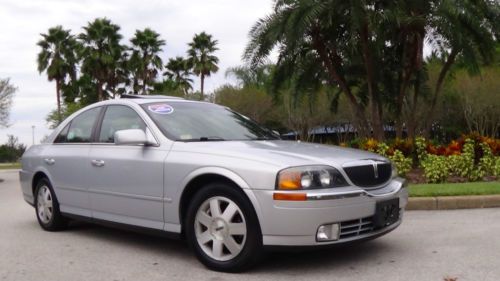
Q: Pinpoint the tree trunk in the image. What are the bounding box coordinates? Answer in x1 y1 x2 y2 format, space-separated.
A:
311 28 370 138
56 79 62 124
143 62 148 95
360 23 383 140
97 81 104 101
142 78 147 95
394 34 421 139
200 74 205 101
395 60 414 138
423 49 458 137
407 71 421 139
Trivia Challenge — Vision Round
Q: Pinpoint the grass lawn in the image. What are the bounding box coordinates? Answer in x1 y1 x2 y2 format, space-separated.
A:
0 163 21 170
409 181 500 197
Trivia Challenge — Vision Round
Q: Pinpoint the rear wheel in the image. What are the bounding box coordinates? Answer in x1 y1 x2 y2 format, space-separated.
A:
185 183 262 272
34 178 67 231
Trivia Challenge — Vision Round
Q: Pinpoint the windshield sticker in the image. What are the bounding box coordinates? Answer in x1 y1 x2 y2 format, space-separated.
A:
148 104 174 114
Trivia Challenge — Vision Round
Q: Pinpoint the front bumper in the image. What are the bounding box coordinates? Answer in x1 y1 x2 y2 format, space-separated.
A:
251 177 408 246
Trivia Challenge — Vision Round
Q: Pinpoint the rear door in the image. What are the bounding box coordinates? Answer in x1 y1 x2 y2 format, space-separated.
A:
43 106 103 217
88 105 167 230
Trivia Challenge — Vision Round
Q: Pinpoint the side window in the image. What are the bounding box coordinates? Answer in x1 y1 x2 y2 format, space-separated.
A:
98 105 146 143
66 107 101 143
54 123 70 143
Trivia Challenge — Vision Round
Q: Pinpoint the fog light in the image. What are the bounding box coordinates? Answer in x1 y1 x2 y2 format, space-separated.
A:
316 223 340 242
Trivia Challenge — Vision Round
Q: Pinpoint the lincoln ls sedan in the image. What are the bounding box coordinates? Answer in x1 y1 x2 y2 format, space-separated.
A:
19 95 408 272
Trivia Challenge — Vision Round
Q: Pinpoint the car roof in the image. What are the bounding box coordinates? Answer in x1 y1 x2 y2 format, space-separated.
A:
94 95 213 106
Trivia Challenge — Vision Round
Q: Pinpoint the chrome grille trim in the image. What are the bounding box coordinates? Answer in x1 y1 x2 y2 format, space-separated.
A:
338 209 402 240
339 217 374 239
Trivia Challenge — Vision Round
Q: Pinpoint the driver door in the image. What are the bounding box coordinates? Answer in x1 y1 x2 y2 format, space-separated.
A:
88 105 167 230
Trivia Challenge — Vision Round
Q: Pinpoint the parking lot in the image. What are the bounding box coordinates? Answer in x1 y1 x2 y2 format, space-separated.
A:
1 169 499 281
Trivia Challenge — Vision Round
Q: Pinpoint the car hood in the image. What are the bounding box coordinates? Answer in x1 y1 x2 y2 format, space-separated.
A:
171 140 387 169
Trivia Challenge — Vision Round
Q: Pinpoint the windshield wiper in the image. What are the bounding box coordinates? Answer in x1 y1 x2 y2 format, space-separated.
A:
250 136 280 140
182 136 226 142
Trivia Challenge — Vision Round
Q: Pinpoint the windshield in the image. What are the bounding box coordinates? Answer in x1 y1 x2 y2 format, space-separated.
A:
142 102 280 141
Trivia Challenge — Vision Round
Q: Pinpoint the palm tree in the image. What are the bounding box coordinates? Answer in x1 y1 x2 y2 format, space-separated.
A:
187 32 219 100
79 18 125 101
37 26 78 122
244 1 374 138
244 0 499 139
164 56 193 95
129 28 165 95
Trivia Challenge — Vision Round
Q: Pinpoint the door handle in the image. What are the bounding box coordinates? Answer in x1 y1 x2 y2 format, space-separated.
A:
44 158 55 165
91 160 105 167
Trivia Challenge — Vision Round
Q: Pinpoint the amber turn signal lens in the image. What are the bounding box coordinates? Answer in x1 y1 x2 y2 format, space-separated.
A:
277 170 302 190
273 192 307 201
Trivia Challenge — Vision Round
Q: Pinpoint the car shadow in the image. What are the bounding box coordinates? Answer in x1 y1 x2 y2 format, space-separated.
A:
66 221 192 259
60 220 398 273
256 241 398 273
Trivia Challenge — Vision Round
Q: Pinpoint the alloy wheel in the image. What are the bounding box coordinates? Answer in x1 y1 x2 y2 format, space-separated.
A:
194 196 247 261
37 185 53 224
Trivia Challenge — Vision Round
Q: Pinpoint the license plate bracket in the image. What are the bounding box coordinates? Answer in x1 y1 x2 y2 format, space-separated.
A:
373 198 400 228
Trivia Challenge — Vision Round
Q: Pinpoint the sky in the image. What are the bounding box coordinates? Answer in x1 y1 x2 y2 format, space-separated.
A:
0 0 274 146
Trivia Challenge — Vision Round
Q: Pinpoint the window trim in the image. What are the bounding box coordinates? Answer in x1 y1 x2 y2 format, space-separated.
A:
93 104 159 146
53 106 104 144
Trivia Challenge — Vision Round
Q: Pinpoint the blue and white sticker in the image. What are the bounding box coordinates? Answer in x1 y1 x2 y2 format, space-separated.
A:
148 104 174 114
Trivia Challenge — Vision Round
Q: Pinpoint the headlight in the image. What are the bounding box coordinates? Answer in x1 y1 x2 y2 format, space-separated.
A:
276 165 348 190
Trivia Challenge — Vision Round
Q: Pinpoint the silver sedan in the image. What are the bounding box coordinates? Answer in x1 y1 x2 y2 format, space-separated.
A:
19 95 408 272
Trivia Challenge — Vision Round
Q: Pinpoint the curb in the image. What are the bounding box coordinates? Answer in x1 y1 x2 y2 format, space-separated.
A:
406 195 500 210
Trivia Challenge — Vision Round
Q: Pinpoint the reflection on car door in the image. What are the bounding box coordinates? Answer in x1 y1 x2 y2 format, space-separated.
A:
88 105 167 229
44 106 102 217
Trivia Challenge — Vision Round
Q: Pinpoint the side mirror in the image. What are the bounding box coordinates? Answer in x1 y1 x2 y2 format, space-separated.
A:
114 129 151 146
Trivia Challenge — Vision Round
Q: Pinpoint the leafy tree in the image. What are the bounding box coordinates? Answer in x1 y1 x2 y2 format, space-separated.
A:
214 85 275 123
37 26 79 122
164 56 193 95
225 65 272 90
79 18 125 101
129 28 165 95
151 79 186 97
0 135 26 163
0 78 16 128
452 66 500 137
46 102 86 129
187 32 219 100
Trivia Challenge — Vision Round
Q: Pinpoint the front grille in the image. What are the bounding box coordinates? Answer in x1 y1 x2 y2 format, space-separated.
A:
339 217 375 239
343 162 392 187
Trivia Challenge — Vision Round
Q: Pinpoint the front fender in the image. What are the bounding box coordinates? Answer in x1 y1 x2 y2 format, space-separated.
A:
180 166 251 190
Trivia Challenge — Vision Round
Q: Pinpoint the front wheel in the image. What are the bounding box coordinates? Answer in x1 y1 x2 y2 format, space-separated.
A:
34 178 67 231
185 183 262 272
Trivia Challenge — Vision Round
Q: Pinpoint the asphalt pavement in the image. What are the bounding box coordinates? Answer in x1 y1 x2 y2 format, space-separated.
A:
1 170 499 281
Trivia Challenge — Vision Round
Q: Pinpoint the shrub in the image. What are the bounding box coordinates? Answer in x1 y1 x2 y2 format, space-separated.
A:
389 150 412 177
375 143 412 177
421 154 450 183
494 157 500 177
478 142 495 178
415 137 428 162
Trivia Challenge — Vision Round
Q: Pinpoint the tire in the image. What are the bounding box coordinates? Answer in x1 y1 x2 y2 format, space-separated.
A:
185 182 263 272
34 178 67 231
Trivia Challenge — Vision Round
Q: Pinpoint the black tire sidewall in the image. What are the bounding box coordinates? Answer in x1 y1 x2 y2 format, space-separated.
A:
185 182 262 272
34 178 65 231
